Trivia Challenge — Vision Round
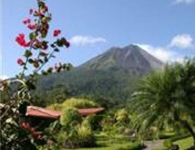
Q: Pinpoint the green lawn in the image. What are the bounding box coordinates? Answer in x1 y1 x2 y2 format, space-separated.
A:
173 137 193 150
68 142 133 150
64 134 142 150
66 141 138 150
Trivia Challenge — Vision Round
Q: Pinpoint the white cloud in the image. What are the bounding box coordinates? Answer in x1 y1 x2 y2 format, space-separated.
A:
169 34 194 49
70 35 106 46
137 44 174 62
174 57 185 63
173 0 195 4
0 75 8 80
136 33 194 63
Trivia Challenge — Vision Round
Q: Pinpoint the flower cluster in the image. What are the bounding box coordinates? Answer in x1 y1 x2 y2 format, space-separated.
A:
1 1 72 149
53 29 61 37
15 34 30 47
20 122 42 139
17 58 24 66
15 0 70 77
23 18 31 24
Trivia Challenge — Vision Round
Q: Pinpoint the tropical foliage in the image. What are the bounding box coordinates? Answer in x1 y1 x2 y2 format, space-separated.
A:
47 97 99 111
54 107 96 148
130 59 195 146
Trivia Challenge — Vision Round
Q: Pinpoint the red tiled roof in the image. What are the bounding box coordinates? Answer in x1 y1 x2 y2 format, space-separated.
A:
26 106 62 119
78 107 105 116
26 106 105 119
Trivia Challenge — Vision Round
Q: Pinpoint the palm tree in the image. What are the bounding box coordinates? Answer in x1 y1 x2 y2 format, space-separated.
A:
131 59 195 146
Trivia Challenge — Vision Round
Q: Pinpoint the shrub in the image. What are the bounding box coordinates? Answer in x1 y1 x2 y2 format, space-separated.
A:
57 107 97 148
101 115 117 133
47 97 99 111
163 133 191 149
47 103 63 111
117 142 144 150
76 123 96 147
60 107 82 128
83 114 103 131
163 139 172 148
57 122 96 148
62 98 98 108
115 109 130 125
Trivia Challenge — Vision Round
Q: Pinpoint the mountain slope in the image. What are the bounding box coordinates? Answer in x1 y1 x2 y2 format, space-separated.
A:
34 44 164 107
80 44 163 75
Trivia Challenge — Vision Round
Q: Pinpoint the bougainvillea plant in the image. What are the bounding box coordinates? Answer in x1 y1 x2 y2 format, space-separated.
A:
0 0 70 149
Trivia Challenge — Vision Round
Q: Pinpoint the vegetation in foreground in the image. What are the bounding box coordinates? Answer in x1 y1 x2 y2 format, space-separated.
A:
130 59 195 148
174 137 193 150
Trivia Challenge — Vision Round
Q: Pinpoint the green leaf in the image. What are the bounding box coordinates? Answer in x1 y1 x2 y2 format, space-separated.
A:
38 59 44 64
29 32 37 41
28 59 34 64
24 50 32 58
41 30 47 38
42 70 48 75
51 55 56 58
44 57 48 62
23 66 28 70
51 43 56 48
56 39 63 47
54 48 59 52
5 118 14 124
63 63 73 71
39 51 48 57
33 60 39 68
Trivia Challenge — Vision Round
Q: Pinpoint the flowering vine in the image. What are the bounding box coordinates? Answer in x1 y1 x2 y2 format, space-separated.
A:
15 0 70 79
0 0 71 149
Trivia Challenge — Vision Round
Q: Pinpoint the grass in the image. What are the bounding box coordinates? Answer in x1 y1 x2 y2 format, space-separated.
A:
159 131 175 139
67 141 134 150
65 134 142 150
173 137 193 150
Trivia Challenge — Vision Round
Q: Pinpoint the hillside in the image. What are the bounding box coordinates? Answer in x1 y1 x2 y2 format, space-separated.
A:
33 44 164 107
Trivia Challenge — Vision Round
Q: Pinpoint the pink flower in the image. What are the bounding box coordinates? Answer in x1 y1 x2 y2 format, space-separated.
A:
16 33 30 47
62 38 70 48
33 39 41 48
25 42 31 47
27 24 37 30
29 9 33 15
42 5 48 13
35 10 42 16
53 29 61 37
33 132 41 139
17 58 24 66
30 127 35 134
16 34 25 45
23 18 31 24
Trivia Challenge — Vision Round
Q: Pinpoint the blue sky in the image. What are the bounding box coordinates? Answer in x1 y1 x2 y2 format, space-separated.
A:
0 0 195 78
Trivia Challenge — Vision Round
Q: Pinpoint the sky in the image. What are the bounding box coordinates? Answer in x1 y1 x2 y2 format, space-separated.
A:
0 0 195 78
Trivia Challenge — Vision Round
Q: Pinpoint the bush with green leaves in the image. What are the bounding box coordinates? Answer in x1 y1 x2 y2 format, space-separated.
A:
82 114 103 131
76 123 96 147
115 109 131 127
57 107 96 148
101 109 135 137
101 114 116 133
60 107 82 128
62 97 98 108
47 97 99 111
57 123 96 148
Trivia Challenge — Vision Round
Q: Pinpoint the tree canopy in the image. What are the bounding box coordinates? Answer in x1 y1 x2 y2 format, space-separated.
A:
130 59 195 145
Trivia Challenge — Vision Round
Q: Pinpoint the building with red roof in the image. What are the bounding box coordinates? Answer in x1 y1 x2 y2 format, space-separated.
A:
26 106 105 120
